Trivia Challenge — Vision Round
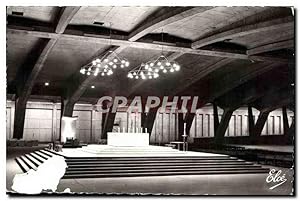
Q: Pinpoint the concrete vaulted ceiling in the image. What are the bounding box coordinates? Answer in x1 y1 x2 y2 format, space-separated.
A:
6 6 295 111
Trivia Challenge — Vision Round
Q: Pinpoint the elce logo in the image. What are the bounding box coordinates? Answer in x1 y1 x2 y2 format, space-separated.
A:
266 169 288 190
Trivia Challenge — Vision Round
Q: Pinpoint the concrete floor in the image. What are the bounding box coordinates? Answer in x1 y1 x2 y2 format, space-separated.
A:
56 170 294 195
6 146 294 195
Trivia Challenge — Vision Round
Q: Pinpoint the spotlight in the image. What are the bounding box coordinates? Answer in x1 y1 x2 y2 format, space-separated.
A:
45 82 49 86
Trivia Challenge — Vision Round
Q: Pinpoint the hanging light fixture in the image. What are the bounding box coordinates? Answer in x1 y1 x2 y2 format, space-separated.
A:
127 63 159 80
80 22 130 76
143 29 181 75
144 54 180 74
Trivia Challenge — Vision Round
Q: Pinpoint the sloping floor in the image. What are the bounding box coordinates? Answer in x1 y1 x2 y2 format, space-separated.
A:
6 145 294 195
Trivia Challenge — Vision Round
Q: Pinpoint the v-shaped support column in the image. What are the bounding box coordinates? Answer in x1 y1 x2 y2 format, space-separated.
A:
215 108 234 145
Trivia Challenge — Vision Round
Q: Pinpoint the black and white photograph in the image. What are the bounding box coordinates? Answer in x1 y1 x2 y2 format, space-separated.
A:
4 1 296 196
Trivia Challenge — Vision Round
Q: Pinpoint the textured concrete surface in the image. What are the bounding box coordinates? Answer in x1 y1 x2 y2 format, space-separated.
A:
55 168 293 195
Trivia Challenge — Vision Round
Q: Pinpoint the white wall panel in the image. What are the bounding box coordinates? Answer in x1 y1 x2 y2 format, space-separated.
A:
6 108 11 139
73 110 92 143
170 113 176 141
23 108 53 142
6 101 295 142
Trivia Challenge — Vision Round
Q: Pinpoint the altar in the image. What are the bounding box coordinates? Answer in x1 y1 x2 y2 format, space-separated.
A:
107 132 149 147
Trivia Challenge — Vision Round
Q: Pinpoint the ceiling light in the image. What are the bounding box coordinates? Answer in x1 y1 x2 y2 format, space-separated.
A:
127 63 157 81
45 82 49 86
142 30 181 76
79 22 130 77
91 85 95 89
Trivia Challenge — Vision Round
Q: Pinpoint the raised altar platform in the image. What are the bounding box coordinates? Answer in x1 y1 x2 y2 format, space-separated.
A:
107 132 149 146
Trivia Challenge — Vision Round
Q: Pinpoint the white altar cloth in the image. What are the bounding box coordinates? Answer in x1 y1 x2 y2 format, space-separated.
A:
107 132 149 146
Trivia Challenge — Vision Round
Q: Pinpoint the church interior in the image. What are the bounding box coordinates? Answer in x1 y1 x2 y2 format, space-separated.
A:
6 6 295 195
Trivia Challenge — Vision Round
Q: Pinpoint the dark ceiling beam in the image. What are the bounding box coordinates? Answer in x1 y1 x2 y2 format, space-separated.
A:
254 87 294 112
128 7 213 41
13 38 58 139
55 6 81 34
249 55 293 64
246 39 294 55
7 27 249 60
173 58 235 95
192 16 294 49
18 39 58 99
8 27 292 64
60 6 213 108
207 62 282 103
216 77 289 110
11 7 80 139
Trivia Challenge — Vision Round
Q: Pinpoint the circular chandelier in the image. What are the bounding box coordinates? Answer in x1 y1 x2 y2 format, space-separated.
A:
127 63 159 80
80 51 130 77
79 22 130 77
144 54 180 74
127 29 181 80
127 55 180 80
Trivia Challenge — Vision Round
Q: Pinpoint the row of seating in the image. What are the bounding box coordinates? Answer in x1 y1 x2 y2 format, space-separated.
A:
7 140 39 147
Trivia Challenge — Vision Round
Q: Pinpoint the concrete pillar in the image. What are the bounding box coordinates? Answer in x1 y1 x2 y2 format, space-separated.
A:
213 102 219 133
101 107 116 139
287 117 294 144
12 97 27 139
215 108 234 145
185 112 195 136
253 110 270 139
282 107 289 135
52 103 57 142
62 99 75 117
145 107 159 136
248 106 255 139
177 112 184 141
141 112 147 132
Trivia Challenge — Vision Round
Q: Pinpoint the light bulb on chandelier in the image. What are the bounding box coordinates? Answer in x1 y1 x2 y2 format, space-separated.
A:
127 63 160 80
79 22 130 77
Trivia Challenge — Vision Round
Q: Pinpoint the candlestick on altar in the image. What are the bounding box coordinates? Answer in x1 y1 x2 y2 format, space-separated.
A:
145 128 148 133
118 127 120 133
